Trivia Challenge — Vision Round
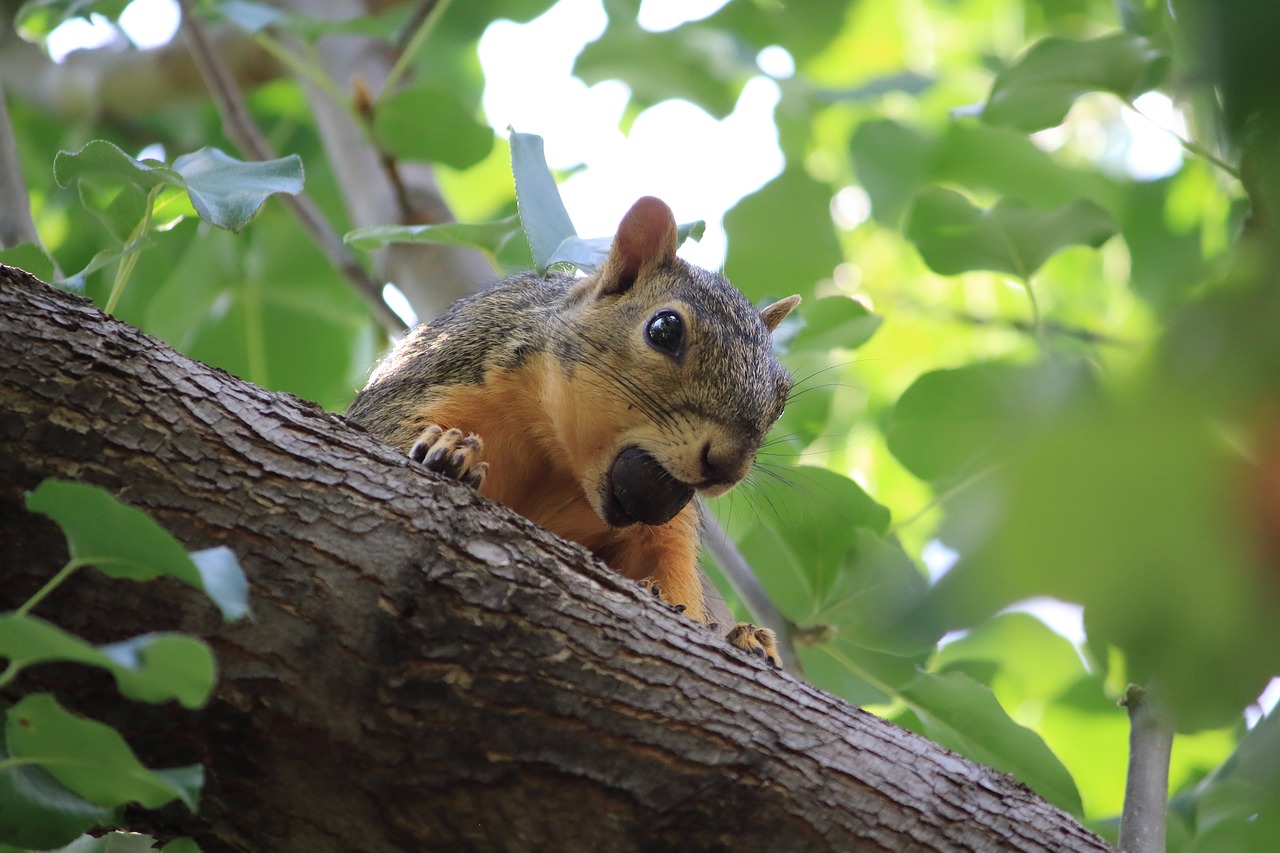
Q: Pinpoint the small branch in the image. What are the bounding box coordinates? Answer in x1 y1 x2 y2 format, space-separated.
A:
1118 683 1174 853
381 0 452 99
0 82 49 257
177 0 406 334
700 508 803 675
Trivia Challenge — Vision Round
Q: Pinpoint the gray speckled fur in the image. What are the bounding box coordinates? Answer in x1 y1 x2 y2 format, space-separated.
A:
347 257 790 458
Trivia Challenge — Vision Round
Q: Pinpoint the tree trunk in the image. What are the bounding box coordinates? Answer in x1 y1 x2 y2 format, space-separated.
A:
0 266 1113 852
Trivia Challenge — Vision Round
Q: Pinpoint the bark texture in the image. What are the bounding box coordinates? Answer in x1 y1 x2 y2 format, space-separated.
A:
0 267 1113 852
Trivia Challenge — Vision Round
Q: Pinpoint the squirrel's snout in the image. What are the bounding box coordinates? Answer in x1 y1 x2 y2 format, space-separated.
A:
698 440 752 491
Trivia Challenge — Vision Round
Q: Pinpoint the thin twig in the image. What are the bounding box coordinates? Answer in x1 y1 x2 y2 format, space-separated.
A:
1118 683 1174 853
700 507 803 675
381 0 453 100
0 81 54 264
177 0 406 333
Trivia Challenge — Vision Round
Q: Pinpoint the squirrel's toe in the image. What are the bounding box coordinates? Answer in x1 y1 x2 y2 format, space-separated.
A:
725 623 781 669
410 425 486 488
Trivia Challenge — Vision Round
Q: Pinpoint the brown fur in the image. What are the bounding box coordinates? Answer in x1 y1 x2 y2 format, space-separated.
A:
348 196 799 661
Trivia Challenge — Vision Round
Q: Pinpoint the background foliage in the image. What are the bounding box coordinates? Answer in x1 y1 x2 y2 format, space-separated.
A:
4 0 1280 848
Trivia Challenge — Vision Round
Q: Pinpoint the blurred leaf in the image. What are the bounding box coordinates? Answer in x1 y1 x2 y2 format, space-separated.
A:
849 120 933 225
214 0 284 33
25 479 249 621
0 614 216 708
143 209 374 411
5 694 202 810
905 187 1117 279
724 167 842 303
374 86 494 170
886 361 1049 485
575 0 747 118
509 131 577 274
0 744 112 850
0 243 57 281
790 296 881 352
15 0 131 40
983 32 1170 131
171 148 303 233
901 670 1084 815
927 390 1280 731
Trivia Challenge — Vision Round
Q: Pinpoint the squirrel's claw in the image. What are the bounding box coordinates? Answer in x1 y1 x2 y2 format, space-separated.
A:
410 425 487 490
725 623 781 669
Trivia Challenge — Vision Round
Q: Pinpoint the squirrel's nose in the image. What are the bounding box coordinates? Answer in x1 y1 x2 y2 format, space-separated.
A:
699 441 750 487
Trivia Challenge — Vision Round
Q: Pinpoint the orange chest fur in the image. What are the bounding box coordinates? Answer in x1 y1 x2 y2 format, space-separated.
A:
409 356 707 622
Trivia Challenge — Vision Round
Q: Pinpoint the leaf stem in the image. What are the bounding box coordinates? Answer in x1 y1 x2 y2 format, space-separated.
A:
103 185 160 315
1124 97 1240 179
381 0 454 100
888 464 997 535
16 558 87 618
1021 275 1043 342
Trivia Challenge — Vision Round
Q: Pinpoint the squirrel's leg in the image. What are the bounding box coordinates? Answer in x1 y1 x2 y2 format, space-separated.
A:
410 425 488 489
611 507 781 668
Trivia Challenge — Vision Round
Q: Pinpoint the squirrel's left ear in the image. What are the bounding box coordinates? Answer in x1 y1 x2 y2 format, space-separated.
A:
760 294 801 333
598 196 678 297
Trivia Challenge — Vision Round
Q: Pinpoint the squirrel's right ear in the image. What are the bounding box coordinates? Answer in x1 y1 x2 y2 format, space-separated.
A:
760 294 801 333
597 196 678 297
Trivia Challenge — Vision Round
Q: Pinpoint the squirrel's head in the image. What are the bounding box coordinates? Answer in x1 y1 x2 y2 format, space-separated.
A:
553 196 800 529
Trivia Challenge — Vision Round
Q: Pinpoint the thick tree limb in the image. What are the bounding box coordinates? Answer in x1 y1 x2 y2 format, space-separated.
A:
0 267 1113 852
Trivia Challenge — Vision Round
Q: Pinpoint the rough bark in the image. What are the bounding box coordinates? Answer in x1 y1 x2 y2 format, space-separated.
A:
0 267 1113 852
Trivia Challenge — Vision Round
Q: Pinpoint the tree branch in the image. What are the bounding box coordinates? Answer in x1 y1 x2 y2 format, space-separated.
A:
176 0 406 334
0 267 1114 852
0 83 44 252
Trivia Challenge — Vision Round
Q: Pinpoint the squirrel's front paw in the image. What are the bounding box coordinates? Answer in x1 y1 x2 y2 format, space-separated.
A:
726 623 781 669
410 425 488 489
639 579 687 614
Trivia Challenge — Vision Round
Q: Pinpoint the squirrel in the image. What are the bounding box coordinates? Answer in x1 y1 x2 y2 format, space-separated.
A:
347 196 800 666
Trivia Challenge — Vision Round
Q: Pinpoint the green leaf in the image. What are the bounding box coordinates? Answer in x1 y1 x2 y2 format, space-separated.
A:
15 0 132 41
790 297 881 352
0 243 57 281
54 141 184 196
900 670 1084 815
886 361 1042 485
983 32 1170 132
719 467 900 627
905 187 1117 279
929 390 1280 731
509 130 577 274
0 744 112 850
25 479 249 621
171 147 304 233
724 167 843 303
161 838 203 853
0 614 216 708
345 217 522 255
5 694 203 811
374 86 493 171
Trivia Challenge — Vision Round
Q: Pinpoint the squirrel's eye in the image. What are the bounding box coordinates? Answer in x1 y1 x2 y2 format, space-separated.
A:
645 310 684 355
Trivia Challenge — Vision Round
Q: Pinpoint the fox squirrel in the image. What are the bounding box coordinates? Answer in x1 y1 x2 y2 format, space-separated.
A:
347 196 799 666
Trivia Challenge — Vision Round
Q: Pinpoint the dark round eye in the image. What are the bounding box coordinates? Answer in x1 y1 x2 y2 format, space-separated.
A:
645 309 684 355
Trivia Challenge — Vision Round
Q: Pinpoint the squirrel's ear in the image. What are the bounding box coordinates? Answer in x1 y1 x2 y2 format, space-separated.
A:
598 196 678 296
760 294 801 333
